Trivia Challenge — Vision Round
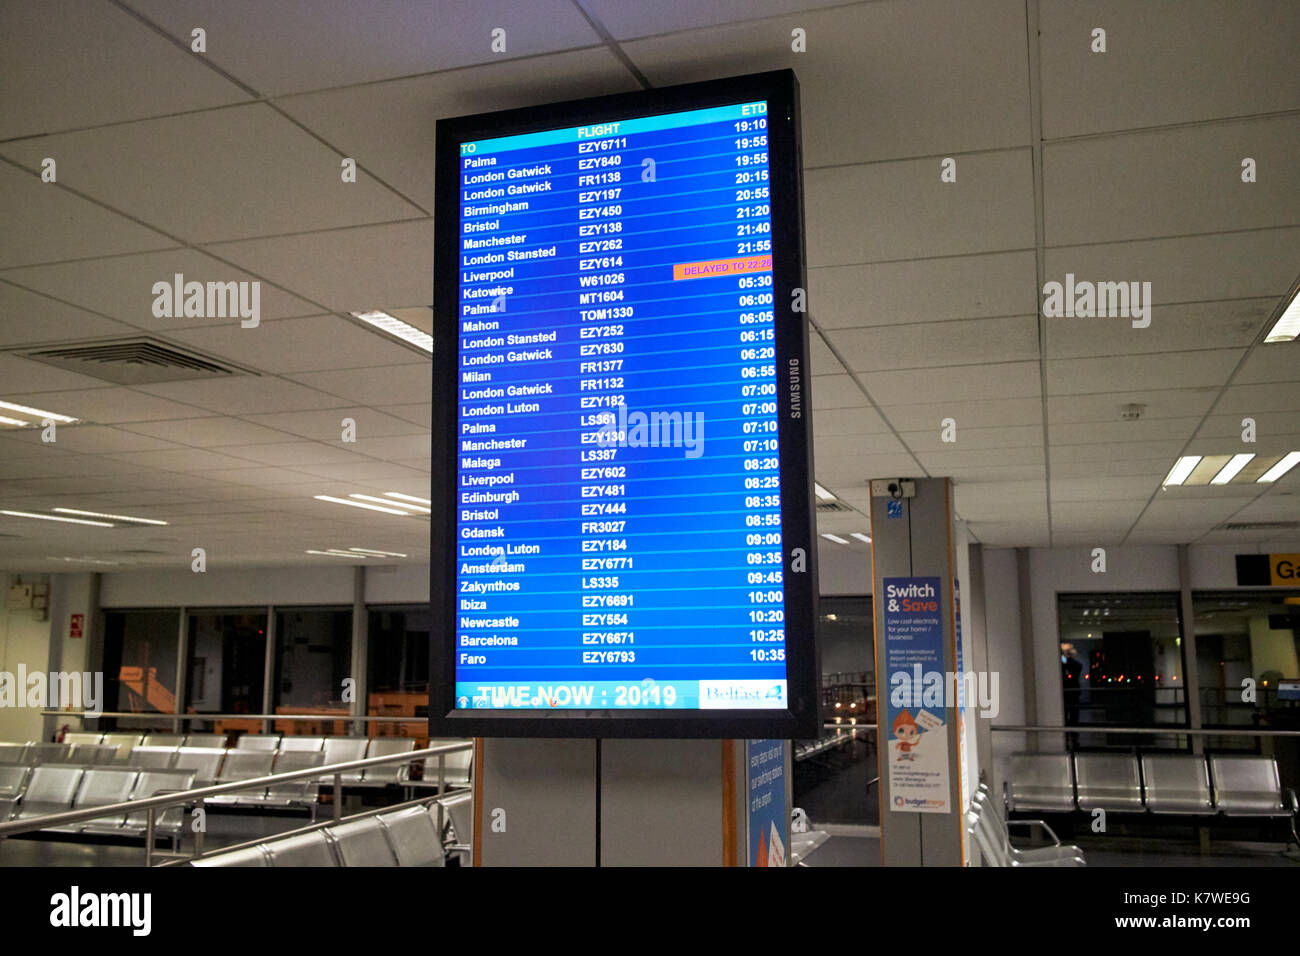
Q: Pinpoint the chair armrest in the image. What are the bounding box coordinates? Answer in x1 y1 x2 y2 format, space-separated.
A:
1006 818 1062 846
1284 789 1297 814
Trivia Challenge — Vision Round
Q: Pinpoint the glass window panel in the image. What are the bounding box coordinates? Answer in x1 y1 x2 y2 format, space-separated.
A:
102 609 180 732
1057 592 1187 749
272 607 352 736
184 609 267 735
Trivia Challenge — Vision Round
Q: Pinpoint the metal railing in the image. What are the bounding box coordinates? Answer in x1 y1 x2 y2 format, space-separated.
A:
0 740 472 866
991 724 1300 737
41 710 429 724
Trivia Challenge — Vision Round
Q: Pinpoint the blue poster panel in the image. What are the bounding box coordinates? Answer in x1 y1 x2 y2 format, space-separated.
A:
746 738 787 866
882 576 951 813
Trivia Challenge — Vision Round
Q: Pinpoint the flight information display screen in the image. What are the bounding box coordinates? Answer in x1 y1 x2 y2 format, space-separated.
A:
431 71 816 738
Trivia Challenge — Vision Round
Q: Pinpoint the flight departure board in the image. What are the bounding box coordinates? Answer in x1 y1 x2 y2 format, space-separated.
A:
430 71 817 738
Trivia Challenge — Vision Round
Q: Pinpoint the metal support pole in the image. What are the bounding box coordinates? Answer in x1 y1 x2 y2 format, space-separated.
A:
333 773 343 821
145 807 156 867
438 754 446 794
193 810 205 860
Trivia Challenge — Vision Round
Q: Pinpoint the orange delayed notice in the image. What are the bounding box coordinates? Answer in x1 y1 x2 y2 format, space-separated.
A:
673 254 772 280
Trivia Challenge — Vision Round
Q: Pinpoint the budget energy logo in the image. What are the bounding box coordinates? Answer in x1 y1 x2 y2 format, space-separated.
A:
50 886 151 936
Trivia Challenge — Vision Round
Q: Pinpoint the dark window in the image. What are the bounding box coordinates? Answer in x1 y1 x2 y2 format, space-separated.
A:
102 610 180 731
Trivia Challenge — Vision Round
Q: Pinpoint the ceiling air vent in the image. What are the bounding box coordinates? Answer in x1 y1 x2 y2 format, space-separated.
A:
1219 521 1300 532
816 500 852 514
14 337 253 385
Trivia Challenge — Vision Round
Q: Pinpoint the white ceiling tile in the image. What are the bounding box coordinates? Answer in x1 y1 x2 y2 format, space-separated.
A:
1233 344 1300 385
1038 0 1300 139
861 362 1041 405
1043 115 1300 246
881 397 1043 431
0 249 319 331
284 364 430 406
132 376 347 416
811 251 1037 330
1046 349 1244 394
1044 298 1270 359
0 281 141 347
0 352 123 393
0 105 424 244
622 0 1031 166
810 406 892 436
128 0 603 96
0 0 251 137
807 374 867 410
828 316 1039 372
1046 388 1219 424
118 417 297 448
1050 417 1203 446
169 315 429 374
214 442 373 467
0 164 176 269
901 425 1043 452
806 149 1036 267
205 220 434 313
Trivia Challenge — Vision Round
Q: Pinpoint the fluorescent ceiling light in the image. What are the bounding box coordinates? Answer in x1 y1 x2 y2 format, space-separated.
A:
0 400 78 424
1210 454 1255 485
48 556 121 565
1 510 113 527
348 547 408 557
53 508 168 526
383 492 432 506
350 311 433 352
350 493 430 514
1258 451 1300 483
313 495 411 516
821 533 849 545
814 482 835 501
851 532 871 543
1162 455 1201 487
306 550 366 559
1264 287 1300 343
0 416 28 427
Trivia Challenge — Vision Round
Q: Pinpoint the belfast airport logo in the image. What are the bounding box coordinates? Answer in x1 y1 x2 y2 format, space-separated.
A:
593 404 704 458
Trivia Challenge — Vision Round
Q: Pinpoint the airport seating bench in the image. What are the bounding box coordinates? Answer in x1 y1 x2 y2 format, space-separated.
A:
1005 752 1298 839
190 795 472 867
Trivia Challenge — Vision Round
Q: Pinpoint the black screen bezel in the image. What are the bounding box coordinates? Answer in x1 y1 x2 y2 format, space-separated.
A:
430 69 818 738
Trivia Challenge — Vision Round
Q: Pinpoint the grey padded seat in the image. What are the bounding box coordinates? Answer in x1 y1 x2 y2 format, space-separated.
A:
424 740 473 786
0 743 29 764
266 830 338 866
173 747 225 786
377 805 446 867
1074 753 1143 811
62 732 103 747
183 734 227 748
12 766 83 820
361 738 416 785
1210 755 1288 816
27 743 74 764
235 734 281 751
327 818 398 866
129 746 178 770
1006 753 1075 812
50 769 138 833
69 744 119 766
112 771 196 835
968 790 1085 867
207 751 275 804
0 765 31 799
440 791 474 865
257 751 324 806
279 736 325 753
100 734 145 761
1141 754 1213 814
191 845 270 867
322 737 369 784
142 734 185 748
